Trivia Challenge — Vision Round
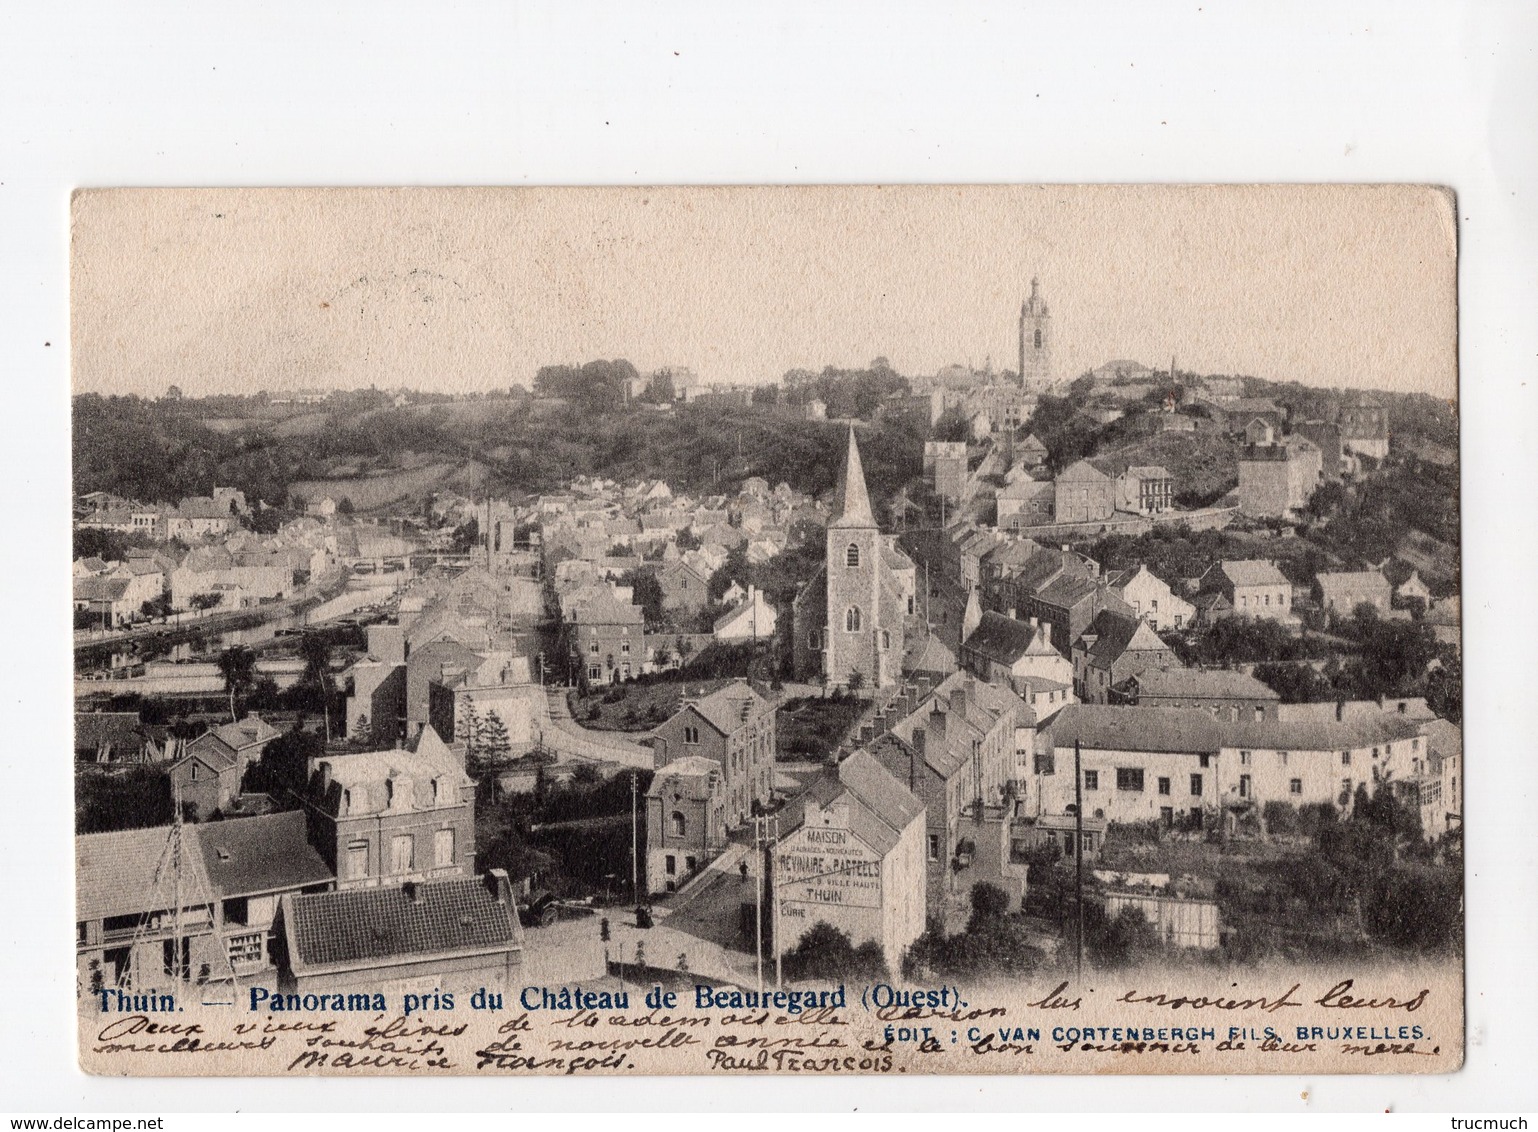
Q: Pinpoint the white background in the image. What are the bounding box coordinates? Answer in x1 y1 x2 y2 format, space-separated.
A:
1 0 1534 1114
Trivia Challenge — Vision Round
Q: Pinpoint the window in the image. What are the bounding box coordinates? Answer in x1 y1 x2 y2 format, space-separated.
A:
845 606 862 633
1034 328 1042 349
907 596 915 615
1264 594 1271 606
1254 706 1265 722
1157 777 1171 795
1116 768 1145 792
345 841 369 880
1199 754 1211 768
1278 750 1289 766
1238 774 1251 799
683 725 700 744
1034 753 1055 775
620 641 630 654
809 630 821 650
589 642 599 654
1289 778 1303 795
1083 770 1099 791
881 630 891 650
433 828 455 868
846 544 860 568
1278 592 1286 606
588 664 601 680
665 854 676 876
1341 750 1351 766
685 855 697 874
670 811 687 837
927 834 940 862
390 835 414 874
1190 774 1203 797
1240 595 1247 608
1239 750 1251 765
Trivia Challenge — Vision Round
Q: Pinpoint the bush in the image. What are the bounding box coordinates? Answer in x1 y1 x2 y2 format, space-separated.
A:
783 921 888 982
1263 800 1300 836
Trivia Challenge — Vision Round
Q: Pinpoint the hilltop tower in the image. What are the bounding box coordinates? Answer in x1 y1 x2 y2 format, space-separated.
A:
1018 276 1053 388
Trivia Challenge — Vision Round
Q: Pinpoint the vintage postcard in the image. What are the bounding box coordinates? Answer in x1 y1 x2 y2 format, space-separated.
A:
70 185 1461 1076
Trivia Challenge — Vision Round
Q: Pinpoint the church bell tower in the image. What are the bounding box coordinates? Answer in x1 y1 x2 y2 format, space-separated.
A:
1018 276 1053 388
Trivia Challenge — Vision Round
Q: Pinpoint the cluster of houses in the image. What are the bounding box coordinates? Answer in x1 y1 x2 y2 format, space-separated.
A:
74 409 1458 998
76 722 523 999
74 490 340 627
481 472 827 687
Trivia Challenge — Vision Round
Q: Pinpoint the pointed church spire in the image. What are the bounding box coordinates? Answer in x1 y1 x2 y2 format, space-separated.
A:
830 426 876 529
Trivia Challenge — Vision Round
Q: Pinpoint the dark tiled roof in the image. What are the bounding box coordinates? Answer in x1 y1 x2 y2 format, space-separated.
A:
285 875 522 971
1036 573 1101 610
1047 704 1225 755
196 811 334 898
75 712 147 754
962 612 1037 665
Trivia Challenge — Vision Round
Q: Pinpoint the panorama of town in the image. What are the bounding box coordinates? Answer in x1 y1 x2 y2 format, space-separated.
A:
74 281 1462 1002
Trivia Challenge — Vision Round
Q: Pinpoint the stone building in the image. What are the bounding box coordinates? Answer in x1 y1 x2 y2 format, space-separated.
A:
791 429 909 690
1017 276 1053 387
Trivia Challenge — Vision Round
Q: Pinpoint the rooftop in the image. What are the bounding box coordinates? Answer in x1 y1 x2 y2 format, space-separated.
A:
1129 666 1280 701
1215 559 1290 588
77 825 211 924
284 873 522 973
1047 704 1226 755
195 811 334 898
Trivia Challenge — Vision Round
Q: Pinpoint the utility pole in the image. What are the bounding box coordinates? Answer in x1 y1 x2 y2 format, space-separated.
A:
630 772 639 903
1074 739 1084 984
769 814 782 989
754 817 765 995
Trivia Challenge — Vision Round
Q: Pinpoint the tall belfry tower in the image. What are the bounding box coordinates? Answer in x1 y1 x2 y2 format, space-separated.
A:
1017 276 1053 388
825 428 886 691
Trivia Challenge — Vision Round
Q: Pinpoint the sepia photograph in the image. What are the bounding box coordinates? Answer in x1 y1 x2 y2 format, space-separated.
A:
69 184 1463 1076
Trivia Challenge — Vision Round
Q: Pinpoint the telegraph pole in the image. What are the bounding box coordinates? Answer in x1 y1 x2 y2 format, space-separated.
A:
630 772 639 903
754 817 765 994
1074 738 1085 984
769 815 782 989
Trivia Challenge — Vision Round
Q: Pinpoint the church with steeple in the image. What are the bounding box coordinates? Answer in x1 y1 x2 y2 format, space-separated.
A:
790 428 916 690
1017 276 1052 388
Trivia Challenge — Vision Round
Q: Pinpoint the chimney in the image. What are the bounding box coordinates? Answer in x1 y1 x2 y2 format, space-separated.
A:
872 707 887 734
487 867 512 905
950 682 969 717
1028 615 1038 629
912 726 926 757
859 723 875 744
928 706 948 743
317 761 333 794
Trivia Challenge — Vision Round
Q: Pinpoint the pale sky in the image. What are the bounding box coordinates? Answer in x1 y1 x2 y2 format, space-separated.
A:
71 185 1458 400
